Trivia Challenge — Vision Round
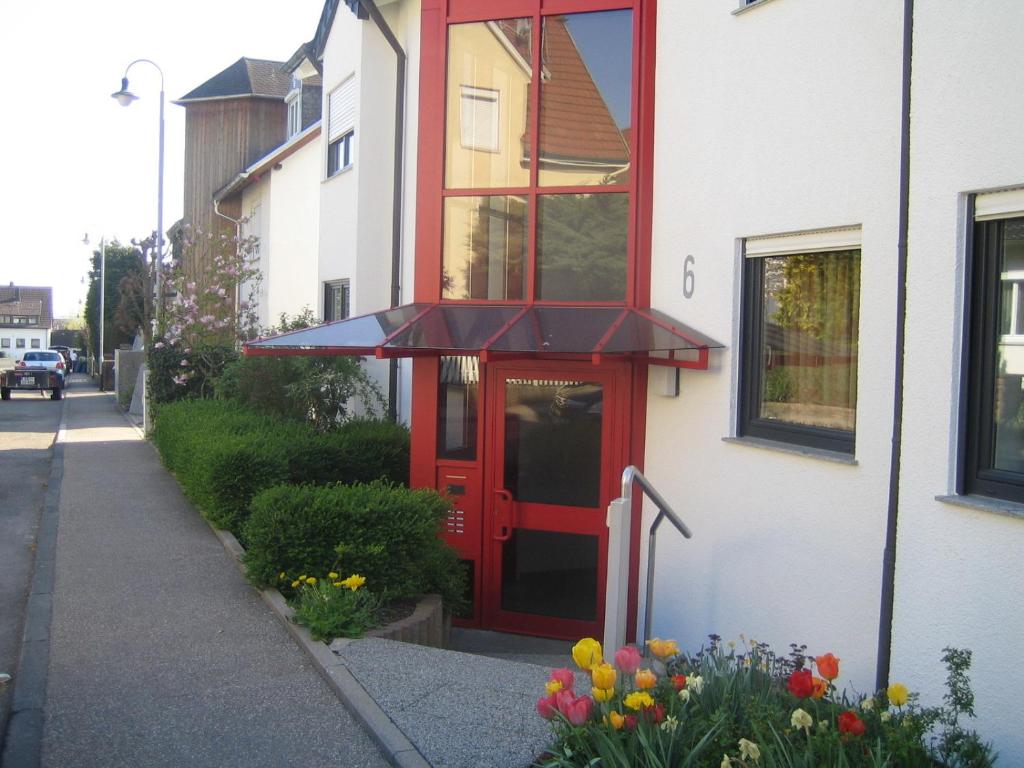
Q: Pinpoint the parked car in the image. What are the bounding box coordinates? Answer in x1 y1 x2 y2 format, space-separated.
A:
49 345 74 368
1 350 66 400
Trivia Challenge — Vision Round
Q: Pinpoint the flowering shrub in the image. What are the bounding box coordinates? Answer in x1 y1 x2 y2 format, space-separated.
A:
535 636 995 767
284 571 379 641
149 225 260 402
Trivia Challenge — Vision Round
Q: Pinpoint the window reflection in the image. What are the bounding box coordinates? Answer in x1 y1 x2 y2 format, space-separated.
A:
993 220 1024 472
536 193 628 301
438 356 479 461
538 11 632 187
758 251 860 431
446 19 532 189
443 196 528 300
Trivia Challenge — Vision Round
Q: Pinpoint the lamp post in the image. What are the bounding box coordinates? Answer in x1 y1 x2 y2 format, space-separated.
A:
111 59 165 330
83 234 106 381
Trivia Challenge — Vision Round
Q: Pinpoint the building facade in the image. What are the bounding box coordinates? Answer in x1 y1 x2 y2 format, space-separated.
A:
245 1 1024 760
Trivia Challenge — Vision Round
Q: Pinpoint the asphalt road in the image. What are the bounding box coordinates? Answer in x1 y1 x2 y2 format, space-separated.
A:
0 376 64 747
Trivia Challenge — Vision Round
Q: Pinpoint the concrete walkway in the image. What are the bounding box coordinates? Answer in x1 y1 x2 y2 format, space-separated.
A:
5 381 577 768
24 386 390 768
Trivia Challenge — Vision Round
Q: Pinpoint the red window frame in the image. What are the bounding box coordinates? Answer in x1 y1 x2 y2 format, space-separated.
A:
415 0 656 310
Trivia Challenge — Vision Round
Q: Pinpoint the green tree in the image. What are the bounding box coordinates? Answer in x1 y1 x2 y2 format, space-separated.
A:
84 240 147 361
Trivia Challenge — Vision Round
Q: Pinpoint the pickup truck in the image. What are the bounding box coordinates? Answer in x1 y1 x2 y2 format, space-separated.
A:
1 350 66 400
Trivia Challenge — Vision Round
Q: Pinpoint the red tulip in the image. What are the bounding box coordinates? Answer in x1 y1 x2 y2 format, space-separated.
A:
558 693 594 726
838 710 866 737
550 668 575 691
614 645 642 674
536 693 558 719
787 669 815 699
671 674 687 691
624 715 638 730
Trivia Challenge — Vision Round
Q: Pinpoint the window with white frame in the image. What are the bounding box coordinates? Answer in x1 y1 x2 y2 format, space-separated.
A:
16 338 25 348
0 338 9 348
323 279 350 322
740 226 862 454
964 188 1024 502
30 338 40 348
327 76 356 177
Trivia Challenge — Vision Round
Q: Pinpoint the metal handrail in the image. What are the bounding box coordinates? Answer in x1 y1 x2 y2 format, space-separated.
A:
618 466 692 652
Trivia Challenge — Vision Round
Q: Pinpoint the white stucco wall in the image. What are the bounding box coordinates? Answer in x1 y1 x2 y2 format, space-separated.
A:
890 4 1024 763
0 329 50 360
643 0 903 693
320 0 421 419
266 137 321 324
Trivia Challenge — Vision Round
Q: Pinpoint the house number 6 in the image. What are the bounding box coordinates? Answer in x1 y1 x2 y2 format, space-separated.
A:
683 255 695 298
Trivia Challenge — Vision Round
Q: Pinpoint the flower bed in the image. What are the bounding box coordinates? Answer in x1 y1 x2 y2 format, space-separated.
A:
534 636 995 767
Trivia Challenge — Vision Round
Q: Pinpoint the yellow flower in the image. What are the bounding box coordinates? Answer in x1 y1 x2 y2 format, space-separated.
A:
545 680 563 695
887 683 909 707
306 576 317 585
738 738 761 761
290 580 301 588
647 637 680 659
341 574 366 591
592 686 615 702
605 710 625 730
591 663 617 690
333 582 344 588
572 638 603 671
328 571 339 580
790 708 813 732
278 572 287 581
635 669 657 689
299 575 307 581
623 691 654 711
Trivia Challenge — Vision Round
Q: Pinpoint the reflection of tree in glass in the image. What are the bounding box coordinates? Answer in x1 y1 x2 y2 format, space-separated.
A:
537 192 628 301
458 197 527 300
763 251 860 420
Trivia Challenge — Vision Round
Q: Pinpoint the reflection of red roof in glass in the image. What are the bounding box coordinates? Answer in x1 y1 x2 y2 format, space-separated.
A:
535 16 630 168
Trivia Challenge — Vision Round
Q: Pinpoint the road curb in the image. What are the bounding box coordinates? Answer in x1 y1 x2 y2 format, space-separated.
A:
208 528 432 768
1 392 68 768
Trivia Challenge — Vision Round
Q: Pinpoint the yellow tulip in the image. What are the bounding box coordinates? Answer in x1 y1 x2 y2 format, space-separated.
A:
887 683 909 707
635 669 657 690
605 710 625 730
592 686 615 702
623 691 654 711
647 637 680 659
571 638 603 671
591 663 617 690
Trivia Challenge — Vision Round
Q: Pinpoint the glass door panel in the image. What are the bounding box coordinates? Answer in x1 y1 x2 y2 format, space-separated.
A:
485 364 624 639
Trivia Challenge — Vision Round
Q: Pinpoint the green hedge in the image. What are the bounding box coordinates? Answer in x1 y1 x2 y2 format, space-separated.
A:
152 400 410 533
242 480 466 610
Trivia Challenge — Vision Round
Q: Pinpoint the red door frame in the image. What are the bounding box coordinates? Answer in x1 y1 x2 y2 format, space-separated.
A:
481 358 631 639
412 0 658 640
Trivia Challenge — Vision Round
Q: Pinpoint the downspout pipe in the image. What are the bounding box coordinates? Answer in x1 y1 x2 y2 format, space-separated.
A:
355 0 406 422
876 0 914 693
213 200 245 341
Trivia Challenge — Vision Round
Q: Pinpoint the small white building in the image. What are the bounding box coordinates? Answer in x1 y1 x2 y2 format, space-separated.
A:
0 285 52 360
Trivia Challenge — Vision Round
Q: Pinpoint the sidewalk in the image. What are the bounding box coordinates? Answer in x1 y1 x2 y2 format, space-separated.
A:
22 384 391 768
6 382 564 768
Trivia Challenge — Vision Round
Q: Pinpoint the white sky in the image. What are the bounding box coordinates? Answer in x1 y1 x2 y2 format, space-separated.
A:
0 0 325 318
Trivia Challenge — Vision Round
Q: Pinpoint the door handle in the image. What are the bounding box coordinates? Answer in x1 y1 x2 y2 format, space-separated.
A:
493 488 513 542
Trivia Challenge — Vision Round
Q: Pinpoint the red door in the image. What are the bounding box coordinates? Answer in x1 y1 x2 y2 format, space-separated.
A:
482 360 629 640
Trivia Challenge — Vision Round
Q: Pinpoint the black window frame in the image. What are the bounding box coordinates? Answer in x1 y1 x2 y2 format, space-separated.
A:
327 130 354 177
323 279 350 322
739 250 859 455
962 212 1024 503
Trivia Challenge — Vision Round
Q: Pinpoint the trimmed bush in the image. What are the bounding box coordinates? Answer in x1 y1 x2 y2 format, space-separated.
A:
152 400 410 534
242 480 466 610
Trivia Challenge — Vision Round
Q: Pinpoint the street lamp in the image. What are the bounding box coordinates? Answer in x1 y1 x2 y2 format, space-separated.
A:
83 234 106 381
112 59 165 329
